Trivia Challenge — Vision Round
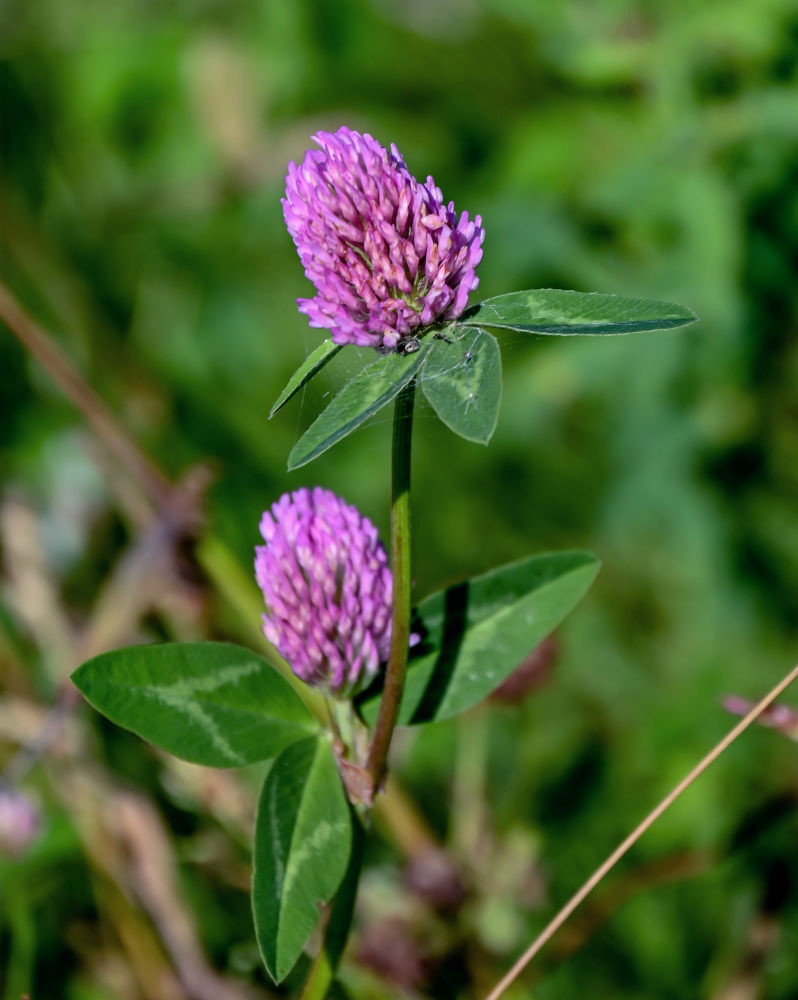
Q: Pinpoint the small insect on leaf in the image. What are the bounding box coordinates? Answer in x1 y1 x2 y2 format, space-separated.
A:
421 327 502 445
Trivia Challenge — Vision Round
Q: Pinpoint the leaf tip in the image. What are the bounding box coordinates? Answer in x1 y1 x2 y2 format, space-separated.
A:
69 659 91 692
285 444 306 471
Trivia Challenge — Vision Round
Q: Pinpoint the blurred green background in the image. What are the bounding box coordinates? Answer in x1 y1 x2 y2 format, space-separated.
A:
3 0 798 997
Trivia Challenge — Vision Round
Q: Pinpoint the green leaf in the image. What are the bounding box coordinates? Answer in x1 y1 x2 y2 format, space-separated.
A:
359 551 600 725
297 812 365 998
71 642 317 767
287 346 429 470
458 288 697 336
421 328 502 444
252 736 351 983
270 339 343 418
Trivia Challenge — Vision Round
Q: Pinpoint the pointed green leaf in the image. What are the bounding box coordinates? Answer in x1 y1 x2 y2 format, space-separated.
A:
359 551 600 725
253 736 351 983
317 812 364 979
421 328 502 444
287 346 429 470
71 642 317 767
270 339 343 418
458 289 697 336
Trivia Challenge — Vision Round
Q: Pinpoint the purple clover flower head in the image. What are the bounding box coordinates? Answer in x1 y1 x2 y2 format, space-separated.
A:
255 487 393 695
283 126 485 352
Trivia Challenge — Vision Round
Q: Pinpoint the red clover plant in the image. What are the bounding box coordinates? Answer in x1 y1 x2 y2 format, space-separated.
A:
71 125 702 997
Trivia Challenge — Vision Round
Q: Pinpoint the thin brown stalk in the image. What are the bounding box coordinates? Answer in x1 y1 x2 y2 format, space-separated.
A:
484 661 798 1000
0 280 172 508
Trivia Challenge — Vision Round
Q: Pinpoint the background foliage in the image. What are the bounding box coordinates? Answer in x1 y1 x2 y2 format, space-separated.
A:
2 0 798 997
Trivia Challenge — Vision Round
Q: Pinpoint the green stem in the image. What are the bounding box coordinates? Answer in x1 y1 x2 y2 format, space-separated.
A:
298 813 364 1000
297 930 336 1000
300 382 415 997
365 379 416 800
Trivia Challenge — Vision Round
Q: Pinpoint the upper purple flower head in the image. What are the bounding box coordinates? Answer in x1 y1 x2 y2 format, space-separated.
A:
255 487 393 695
283 126 485 352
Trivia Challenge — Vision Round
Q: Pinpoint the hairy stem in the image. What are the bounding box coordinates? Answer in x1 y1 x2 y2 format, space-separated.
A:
365 380 415 799
484 660 798 1000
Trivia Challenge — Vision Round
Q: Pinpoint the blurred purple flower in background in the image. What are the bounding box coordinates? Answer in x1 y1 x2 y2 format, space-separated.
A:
0 788 40 856
723 694 798 741
283 126 485 352
255 487 393 695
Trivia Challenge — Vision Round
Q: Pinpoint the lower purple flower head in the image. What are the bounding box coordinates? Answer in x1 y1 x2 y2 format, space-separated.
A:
283 126 485 352
255 487 393 695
